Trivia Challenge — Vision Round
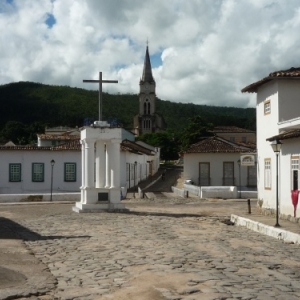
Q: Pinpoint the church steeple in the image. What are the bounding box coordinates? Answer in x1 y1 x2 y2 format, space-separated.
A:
133 45 166 136
141 46 155 83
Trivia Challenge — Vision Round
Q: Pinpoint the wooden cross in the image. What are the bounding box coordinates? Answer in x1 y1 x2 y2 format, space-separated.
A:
83 72 118 121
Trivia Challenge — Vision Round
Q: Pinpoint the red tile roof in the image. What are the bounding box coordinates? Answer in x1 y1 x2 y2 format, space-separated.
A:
242 67 300 93
0 139 154 155
37 134 80 140
121 139 154 155
183 136 256 154
266 129 300 141
211 126 255 133
0 142 81 151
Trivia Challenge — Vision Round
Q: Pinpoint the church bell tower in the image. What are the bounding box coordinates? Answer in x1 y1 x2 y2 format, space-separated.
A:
133 45 166 136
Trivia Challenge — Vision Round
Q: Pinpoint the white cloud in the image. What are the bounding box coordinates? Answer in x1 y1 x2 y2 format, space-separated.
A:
1 0 300 109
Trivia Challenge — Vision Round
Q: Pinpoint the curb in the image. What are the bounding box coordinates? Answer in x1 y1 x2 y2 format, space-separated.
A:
0 201 75 206
231 214 300 245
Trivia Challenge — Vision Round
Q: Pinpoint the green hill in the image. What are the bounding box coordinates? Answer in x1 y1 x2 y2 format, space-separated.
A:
0 81 255 144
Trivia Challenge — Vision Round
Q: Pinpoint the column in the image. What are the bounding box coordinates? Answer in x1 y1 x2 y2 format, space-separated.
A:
110 139 121 188
80 140 85 188
84 139 95 188
95 140 106 188
105 142 111 188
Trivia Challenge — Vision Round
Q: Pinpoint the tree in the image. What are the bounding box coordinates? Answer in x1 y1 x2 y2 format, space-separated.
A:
137 131 180 161
1 121 29 144
180 116 213 150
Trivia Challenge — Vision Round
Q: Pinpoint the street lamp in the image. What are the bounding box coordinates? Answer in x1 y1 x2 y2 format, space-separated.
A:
50 159 55 202
134 161 137 188
271 140 282 227
237 159 241 198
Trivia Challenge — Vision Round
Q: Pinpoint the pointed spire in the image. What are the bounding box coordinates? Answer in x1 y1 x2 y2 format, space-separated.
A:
141 46 155 83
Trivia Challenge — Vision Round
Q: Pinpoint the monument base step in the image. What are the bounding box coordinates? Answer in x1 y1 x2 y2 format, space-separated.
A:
72 202 129 213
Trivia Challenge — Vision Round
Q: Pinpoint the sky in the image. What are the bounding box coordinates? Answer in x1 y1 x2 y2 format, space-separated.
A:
1 0 300 108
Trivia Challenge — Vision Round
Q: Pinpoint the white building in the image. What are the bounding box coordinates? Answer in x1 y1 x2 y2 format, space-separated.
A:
242 67 300 217
182 133 256 199
0 128 159 201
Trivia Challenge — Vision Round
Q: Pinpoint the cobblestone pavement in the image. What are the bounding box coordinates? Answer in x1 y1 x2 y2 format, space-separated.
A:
1 200 300 300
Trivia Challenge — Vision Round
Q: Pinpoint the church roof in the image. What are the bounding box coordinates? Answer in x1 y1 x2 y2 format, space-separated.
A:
141 46 155 83
242 67 300 93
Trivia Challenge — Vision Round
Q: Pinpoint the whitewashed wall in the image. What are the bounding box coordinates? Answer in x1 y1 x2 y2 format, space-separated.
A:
278 80 300 124
256 79 300 216
278 139 300 217
256 81 279 209
184 152 250 187
0 145 159 195
123 150 160 189
0 150 81 194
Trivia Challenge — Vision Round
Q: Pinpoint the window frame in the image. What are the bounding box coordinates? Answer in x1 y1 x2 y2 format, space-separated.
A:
264 158 271 190
9 163 21 182
264 100 271 115
32 163 45 182
291 156 299 190
64 162 76 182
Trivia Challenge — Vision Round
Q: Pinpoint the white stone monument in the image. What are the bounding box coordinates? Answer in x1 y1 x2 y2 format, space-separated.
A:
73 121 129 213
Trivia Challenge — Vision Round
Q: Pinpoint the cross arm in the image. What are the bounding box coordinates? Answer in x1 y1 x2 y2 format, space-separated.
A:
83 80 118 83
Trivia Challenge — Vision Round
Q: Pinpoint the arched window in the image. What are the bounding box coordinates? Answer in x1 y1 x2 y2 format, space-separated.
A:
144 102 147 115
147 102 150 114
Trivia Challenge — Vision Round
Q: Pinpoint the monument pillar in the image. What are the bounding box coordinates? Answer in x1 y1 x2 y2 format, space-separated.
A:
95 140 106 188
110 139 121 188
73 127 128 213
80 140 86 202
105 142 111 188
84 139 95 189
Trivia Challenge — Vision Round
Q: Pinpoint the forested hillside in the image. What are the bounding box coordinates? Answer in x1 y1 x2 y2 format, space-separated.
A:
0 81 255 144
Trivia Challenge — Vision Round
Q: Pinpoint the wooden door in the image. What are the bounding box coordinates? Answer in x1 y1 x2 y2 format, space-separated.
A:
223 162 234 185
199 162 210 186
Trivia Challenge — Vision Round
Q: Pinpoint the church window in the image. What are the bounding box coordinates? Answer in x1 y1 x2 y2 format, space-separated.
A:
144 99 150 115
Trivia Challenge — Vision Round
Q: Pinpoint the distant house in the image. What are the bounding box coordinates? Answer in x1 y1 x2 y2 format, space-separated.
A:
210 126 256 144
242 67 300 217
183 135 256 192
37 126 80 147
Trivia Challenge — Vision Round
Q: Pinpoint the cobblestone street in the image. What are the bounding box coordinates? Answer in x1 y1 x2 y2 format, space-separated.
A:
1 200 300 300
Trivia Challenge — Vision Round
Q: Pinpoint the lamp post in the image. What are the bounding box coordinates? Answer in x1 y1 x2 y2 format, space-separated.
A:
50 159 55 202
271 140 282 227
134 161 137 188
238 159 241 198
